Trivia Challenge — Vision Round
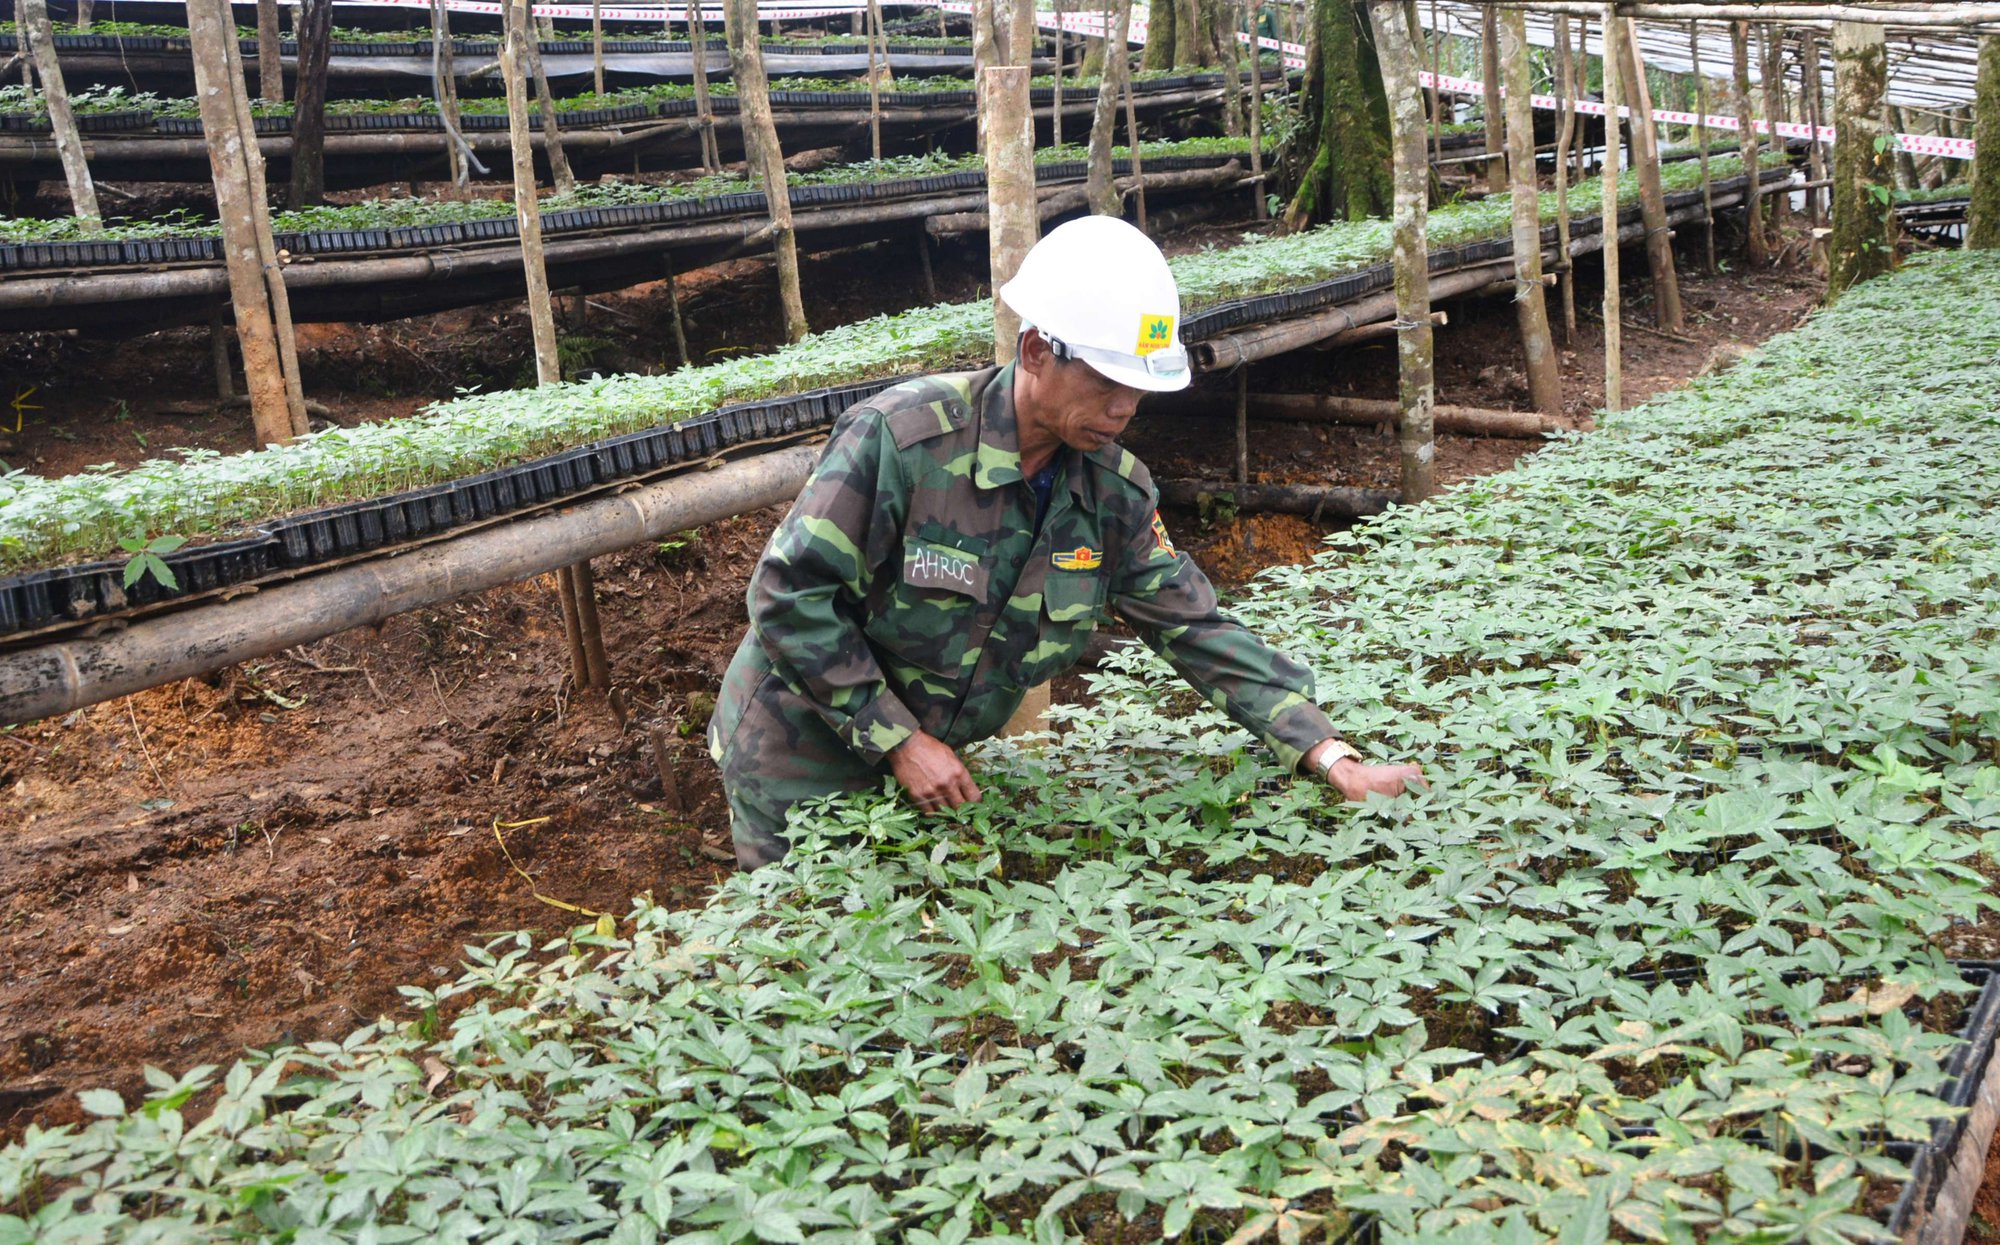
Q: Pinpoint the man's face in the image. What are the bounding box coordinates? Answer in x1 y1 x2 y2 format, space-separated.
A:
1017 330 1146 454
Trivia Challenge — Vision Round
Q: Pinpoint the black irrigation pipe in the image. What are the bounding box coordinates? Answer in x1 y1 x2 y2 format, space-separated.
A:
0 153 1243 272
0 167 1788 641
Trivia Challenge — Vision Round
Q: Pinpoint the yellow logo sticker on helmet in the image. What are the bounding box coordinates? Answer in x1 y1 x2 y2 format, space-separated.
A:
1051 546 1104 571
1135 313 1176 357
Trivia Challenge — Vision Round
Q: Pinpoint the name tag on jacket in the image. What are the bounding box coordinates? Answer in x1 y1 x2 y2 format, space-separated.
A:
903 539 988 599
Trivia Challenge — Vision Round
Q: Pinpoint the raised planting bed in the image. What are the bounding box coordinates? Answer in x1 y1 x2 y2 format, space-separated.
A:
2 250 1997 1241
0 153 1790 617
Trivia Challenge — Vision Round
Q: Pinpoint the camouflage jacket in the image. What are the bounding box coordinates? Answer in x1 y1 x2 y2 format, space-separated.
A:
736 363 1341 769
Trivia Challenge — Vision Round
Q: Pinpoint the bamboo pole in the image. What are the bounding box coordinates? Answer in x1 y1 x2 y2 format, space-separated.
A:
687 0 720 173
1690 19 1717 272
662 253 690 368
256 0 282 102
985 64 1036 360
1761 25 1795 236
1480 3 1506 192
1371 0 1436 504
1429 0 1444 166
1234 366 1249 485
725 0 808 342
18 0 97 229
1731 20 1768 265
1501 7 1562 414
1085 0 1133 216
1573 15 1589 181
526 20 576 195
1554 14 1578 340
1601 2 1624 414
186 0 305 446
503 0 561 386
1621 17 1682 330
593 0 605 96
1803 27 1829 259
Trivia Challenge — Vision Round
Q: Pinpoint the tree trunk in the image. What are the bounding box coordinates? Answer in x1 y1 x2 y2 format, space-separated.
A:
866 0 882 160
1280 0 1392 228
971 0 996 151
72 0 87 29
725 0 808 342
1480 4 1505 192
1244 0 1266 218
527 25 576 195
985 66 1035 361
286 0 331 208
1500 8 1560 414
1554 14 1577 338
187 0 306 445
1690 20 1718 273
1889 105 1920 191
688 0 720 172
1051 0 1065 147
1621 17 1682 330
1801 29 1825 227
1601 3 1623 414
1174 0 1200 67
1368 0 1434 504
19 0 98 228
256 0 282 102
1085 0 1132 216
1008 0 1035 70
503 0 560 385
1829 20 1891 296
1201 0 1242 136
1144 0 1176 71
1970 35 2000 250
1122 50 1146 230
1730 21 1767 266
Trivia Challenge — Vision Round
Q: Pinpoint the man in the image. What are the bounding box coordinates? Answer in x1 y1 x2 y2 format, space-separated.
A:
709 216 1424 869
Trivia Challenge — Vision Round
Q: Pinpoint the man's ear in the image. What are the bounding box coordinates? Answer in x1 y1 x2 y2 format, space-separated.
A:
1017 327 1052 375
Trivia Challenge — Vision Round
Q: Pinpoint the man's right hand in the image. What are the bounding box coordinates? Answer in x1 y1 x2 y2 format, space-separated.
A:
889 730 982 813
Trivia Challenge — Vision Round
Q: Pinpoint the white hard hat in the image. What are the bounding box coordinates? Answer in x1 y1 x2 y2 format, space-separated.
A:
998 215 1191 393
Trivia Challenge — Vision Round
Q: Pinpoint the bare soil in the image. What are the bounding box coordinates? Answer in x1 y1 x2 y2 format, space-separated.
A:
0 242 1836 1151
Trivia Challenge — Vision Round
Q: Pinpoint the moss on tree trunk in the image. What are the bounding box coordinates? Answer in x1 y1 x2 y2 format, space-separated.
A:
1280 0 1392 228
1969 35 2000 250
1142 0 1174 71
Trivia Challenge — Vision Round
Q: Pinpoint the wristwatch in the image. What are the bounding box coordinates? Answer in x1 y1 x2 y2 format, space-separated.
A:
1312 738 1361 782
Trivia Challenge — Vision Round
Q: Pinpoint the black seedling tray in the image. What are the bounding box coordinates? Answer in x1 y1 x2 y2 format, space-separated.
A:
0 378 906 637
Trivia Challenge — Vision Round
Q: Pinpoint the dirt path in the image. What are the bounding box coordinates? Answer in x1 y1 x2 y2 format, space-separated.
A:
1 250 1830 1142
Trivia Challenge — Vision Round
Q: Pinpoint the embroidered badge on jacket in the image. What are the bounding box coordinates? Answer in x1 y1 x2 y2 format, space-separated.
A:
1051 546 1104 571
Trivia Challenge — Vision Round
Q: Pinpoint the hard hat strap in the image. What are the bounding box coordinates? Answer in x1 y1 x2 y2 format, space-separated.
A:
1044 332 1189 383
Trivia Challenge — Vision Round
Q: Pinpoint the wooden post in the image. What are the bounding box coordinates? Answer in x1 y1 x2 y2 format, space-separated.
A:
1480 3 1505 193
19 0 97 228
1971 34 1999 250
1553 14 1578 341
1085 0 1132 217
1730 20 1768 266
662 253 690 368
725 0 808 342
592 0 605 96
1370 0 1435 505
527 20 576 195
1500 7 1560 414
1428 0 1443 166
1621 17 1682 331
1690 19 1718 273
1052 0 1065 149
1828 20 1891 296
1122 51 1146 232
1761 25 1794 236
985 64 1036 360
1802 28 1829 265
570 557 611 688
555 566 589 686
187 0 307 445
256 0 283 102
288 0 331 208
1244 0 1266 219
971 0 996 152
1889 104 1920 191
1234 366 1249 485
687 0 720 173
866 0 883 160
1573 16 1589 183
503 0 561 385
432 0 470 188
1601 2 1623 414
209 308 233 401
